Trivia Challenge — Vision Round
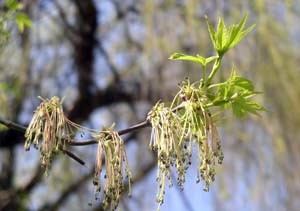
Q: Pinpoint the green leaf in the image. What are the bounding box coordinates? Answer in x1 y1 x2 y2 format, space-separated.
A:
169 53 218 67
232 77 254 91
205 15 217 50
212 84 233 107
15 12 32 32
216 17 228 51
169 53 205 65
232 97 265 118
210 66 264 117
227 68 254 91
227 15 247 47
227 13 256 49
225 68 254 92
228 24 256 49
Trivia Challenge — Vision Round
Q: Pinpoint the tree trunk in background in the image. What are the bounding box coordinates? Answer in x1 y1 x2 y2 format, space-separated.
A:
68 0 97 122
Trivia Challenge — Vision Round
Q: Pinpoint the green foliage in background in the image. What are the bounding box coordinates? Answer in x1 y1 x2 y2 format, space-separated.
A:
0 0 32 47
0 0 32 126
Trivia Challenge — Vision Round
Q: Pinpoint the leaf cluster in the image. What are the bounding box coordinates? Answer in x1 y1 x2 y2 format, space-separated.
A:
206 13 255 56
169 14 264 119
210 68 266 117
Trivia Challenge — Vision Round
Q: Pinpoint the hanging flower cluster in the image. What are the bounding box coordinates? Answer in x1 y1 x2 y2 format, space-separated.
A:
24 96 76 173
92 125 132 210
147 79 224 208
173 79 224 191
24 96 133 209
147 102 186 205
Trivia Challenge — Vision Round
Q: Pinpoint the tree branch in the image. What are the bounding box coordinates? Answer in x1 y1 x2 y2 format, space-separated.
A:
0 104 184 147
0 116 85 165
70 120 150 146
0 118 27 133
60 148 85 166
0 116 149 146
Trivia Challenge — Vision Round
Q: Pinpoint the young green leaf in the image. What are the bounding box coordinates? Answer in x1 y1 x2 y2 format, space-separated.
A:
206 13 255 56
169 53 205 64
209 66 264 116
169 53 218 67
227 14 256 49
227 68 254 91
205 15 217 50
231 96 265 118
216 17 227 51
232 77 254 91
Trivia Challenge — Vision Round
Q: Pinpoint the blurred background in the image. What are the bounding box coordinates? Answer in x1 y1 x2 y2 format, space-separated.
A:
1 0 300 210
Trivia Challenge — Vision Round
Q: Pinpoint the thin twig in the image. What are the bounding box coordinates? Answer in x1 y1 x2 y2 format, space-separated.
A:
70 120 150 146
0 117 150 163
60 148 85 165
0 104 183 147
0 117 149 146
0 117 27 133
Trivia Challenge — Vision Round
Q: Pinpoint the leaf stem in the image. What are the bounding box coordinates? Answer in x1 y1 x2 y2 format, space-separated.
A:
202 65 206 82
206 56 222 85
207 82 226 89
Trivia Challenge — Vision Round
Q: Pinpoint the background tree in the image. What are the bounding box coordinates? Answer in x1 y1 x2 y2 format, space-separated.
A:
0 0 300 210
